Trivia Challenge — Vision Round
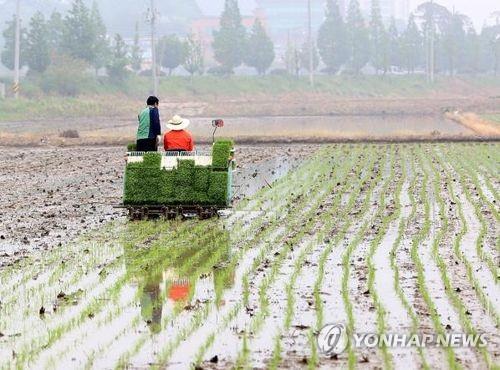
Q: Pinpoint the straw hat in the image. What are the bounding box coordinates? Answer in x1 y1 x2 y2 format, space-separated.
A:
167 115 190 131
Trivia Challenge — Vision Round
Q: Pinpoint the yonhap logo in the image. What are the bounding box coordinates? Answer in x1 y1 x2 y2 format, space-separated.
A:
316 324 488 357
317 323 349 355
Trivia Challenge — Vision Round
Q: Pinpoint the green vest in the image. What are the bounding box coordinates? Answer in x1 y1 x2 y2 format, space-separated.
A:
137 107 151 140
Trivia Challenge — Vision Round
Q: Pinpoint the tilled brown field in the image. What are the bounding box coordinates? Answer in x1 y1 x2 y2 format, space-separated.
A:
0 142 498 370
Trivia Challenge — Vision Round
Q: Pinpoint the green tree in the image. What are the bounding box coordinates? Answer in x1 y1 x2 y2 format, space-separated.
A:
1 16 27 70
387 18 401 70
183 33 204 77
299 40 319 73
41 53 92 96
317 0 348 74
401 14 423 74
415 2 452 77
284 38 301 77
61 0 96 64
90 1 110 73
212 0 247 74
369 0 386 73
346 0 369 74
244 19 275 75
480 25 500 75
131 22 142 73
48 11 64 50
107 34 130 82
25 12 51 73
463 28 480 74
157 35 186 75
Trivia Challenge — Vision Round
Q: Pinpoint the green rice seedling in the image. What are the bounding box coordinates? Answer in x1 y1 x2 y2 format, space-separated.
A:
190 147 354 367
426 146 494 367
307 328 319 369
312 149 375 331
432 146 499 325
124 140 233 206
342 147 389 369
11 220 225 368
411 149 459 370
388 151 429 368
468 146 500 203
366 146 404 370
454 146 499 220
240 146 379 369
212 139 234 168
443 147 498 281
28 145 336 368
268 334 283 370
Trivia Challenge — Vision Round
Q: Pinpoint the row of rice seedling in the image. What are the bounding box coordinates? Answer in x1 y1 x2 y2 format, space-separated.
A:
36 222 233 368
470 146 499 202
410 148 462 369
196 147 377 367
366 146 405 369
312 149 376 333
3 216 242 368
163 147 353 368
388 150 431 367
241 146 374 368
2 143 498 369
426 146 495 368
341 146 392 368
91 146 347 368
433 147 500 325
3 146 332 368
443 147 498 283
301 147 386 368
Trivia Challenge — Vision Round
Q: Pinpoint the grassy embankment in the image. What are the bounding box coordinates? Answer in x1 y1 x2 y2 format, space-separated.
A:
0 75 499 121
483 114 500 124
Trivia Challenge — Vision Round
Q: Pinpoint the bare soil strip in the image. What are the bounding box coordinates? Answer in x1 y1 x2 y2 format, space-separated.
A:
446 112 500 138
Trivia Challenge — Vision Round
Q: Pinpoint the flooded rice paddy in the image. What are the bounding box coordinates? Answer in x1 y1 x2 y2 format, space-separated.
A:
0 142 499 369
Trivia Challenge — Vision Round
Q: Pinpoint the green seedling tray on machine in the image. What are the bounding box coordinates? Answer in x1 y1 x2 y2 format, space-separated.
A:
122 140 234 219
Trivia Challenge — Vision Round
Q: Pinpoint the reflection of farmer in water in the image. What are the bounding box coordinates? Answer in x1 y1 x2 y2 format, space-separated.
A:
140 273 164 334
124 223 234 334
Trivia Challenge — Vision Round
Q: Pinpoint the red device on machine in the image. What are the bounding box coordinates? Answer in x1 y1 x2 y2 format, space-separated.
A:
212 119 224 143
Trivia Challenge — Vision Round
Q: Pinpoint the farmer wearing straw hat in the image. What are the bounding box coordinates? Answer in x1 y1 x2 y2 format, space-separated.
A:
163 115 195 152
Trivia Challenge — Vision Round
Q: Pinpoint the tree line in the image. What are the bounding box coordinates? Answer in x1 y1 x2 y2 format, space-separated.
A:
2 0 500 85
212 0 500 76
315 0 500 76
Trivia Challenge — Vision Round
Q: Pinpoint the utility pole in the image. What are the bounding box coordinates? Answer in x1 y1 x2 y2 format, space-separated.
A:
14 0 21 99
148 0 158 96
427 0 435 84
307 0 314 87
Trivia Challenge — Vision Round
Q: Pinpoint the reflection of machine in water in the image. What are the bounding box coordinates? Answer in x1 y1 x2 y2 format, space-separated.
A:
124 223 235 334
